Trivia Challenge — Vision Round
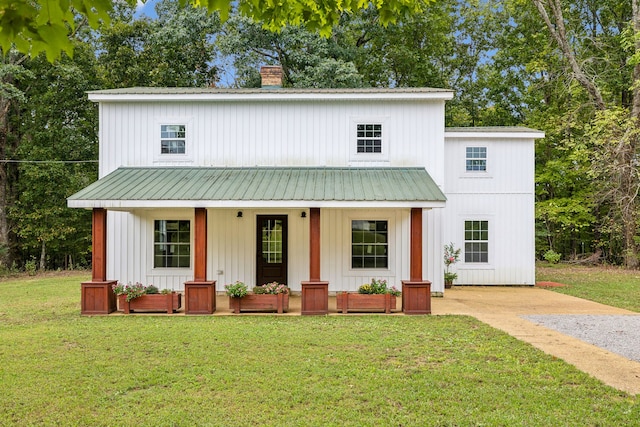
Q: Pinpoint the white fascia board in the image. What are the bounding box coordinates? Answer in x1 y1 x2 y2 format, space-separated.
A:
68 200 447 209
445 131 545 139
87 92 454 103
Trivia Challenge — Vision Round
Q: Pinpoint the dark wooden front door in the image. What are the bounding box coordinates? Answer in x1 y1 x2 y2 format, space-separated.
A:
256 215 288 286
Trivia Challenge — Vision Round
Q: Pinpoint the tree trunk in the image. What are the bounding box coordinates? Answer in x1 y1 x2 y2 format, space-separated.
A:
531 0 606 111
0 97 12 268
39 240 46 271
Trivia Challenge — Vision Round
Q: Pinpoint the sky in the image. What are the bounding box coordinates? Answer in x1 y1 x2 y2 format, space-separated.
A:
135 0 159 19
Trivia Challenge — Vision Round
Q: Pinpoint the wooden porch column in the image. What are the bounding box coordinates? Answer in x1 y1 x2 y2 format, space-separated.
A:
410 207 423 281
194 208 207 281
92 208 108 281
310 207 321 281
185 208 216 314
301 208 329 315
81 208 117 315
402 208 432 314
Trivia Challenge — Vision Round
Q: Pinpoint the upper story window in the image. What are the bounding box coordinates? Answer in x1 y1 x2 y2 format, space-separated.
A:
154 220 191 268
357 124 382 153
161 124 186 155
464 220 488 263
351 220 388 269
466 147 487 171
350 117 389 162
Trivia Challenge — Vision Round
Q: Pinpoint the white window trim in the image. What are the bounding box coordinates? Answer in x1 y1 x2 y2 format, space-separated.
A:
344 212 395 276
148 213 194 276
459 216 494 269
349 116 390 162
153 117 194 163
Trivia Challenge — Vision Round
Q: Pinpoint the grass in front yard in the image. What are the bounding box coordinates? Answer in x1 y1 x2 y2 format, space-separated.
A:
536 263 640 312
1 274 639 425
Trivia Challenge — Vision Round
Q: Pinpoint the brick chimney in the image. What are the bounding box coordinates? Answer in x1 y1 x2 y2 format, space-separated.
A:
260 66 283 88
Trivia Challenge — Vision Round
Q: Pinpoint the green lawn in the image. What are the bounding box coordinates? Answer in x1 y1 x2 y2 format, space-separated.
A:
536 263 640 312
1 273 638 426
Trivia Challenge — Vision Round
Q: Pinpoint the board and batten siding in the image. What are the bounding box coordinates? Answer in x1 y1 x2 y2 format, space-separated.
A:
442 132 537 285
97 100 446 185
105 207 440 292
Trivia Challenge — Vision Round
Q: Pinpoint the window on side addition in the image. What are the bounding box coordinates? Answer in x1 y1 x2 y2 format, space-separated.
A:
466 147 486 171
464 220 488 263
160 124 186 155
154 220 191 268
356 124 382 153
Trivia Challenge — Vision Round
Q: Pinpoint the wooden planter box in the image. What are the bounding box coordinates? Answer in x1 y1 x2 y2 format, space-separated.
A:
81 280 117 315
229 293 289 314
118 293 182 314
184 281 216 314
301 281 329 315
402 280 431 315
336 292 397 314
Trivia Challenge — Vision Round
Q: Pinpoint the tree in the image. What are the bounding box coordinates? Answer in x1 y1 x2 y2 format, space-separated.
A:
0 0 432 62
216 16 363 88
11 42 100 270
528 0 640 267
97 0 220 88
0 50 31 268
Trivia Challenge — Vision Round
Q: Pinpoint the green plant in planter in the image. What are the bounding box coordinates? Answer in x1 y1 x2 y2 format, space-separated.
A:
112 282 173 302
146 285 160 294
357 278 401 296
253 281 289 295
112 282 149 302
444 272 458 282
444 242 461 285
225 281 248 298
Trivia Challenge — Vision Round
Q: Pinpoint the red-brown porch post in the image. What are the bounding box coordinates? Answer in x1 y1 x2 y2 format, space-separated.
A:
92 208 108 281
194 208 207 281
410 207 423 281
310 207 321 282
301 207 329 315
402 208 432 314
81 208 117 315
184 208 216 314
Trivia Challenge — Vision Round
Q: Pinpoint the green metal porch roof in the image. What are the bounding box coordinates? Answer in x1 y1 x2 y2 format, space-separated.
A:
67 167 446 209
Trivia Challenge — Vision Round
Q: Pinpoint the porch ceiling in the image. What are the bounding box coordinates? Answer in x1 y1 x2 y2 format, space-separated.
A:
67 167 446 209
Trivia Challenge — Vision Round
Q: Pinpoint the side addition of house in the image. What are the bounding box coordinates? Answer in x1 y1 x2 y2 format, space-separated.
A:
69 67 543 314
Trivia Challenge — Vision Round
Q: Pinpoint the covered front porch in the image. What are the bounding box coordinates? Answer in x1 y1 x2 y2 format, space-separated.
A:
68 167 446 315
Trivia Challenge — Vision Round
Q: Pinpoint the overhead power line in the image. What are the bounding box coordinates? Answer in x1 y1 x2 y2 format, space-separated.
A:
0 160 98 164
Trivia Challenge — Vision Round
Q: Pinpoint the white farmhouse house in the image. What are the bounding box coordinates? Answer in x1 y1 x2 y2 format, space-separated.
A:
69 67 543 314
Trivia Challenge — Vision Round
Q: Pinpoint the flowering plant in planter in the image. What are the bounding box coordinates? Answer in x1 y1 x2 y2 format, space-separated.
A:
444 242 461 285
224 281 249 298
253 281 289 295
227 281 289 313
357 278 401 296
112 282 150 302
113 282 180 314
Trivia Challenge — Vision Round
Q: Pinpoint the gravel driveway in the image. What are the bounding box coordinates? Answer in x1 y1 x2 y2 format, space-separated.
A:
522 314 640 363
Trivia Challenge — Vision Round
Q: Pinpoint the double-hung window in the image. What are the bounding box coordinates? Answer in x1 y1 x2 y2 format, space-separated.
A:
154 220 191 268
160 124 186 155
351 220 388 269
356 124 383 153
464 220 488 263
466 147 487 172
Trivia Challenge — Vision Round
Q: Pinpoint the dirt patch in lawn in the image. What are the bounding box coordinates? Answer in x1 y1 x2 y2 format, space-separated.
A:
535 281 568 288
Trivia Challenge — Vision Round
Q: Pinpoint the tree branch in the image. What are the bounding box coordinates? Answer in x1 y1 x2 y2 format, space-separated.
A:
531 0 606 110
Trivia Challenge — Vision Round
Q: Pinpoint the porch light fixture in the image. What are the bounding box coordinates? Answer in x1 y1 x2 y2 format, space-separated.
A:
237 211 243 218
301 211 306 218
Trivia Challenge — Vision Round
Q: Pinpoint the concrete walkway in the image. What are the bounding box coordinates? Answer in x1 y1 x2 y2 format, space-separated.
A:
432 287 640 395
